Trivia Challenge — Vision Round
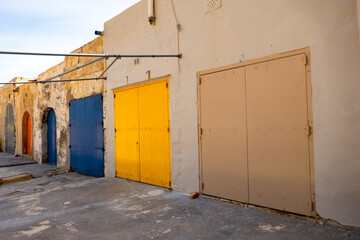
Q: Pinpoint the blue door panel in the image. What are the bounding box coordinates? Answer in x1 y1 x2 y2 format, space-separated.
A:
69 94 104 177
47 109 57 165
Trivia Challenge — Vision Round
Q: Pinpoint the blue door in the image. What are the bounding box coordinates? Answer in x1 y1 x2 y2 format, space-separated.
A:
69 94 104 177
47 109 57 165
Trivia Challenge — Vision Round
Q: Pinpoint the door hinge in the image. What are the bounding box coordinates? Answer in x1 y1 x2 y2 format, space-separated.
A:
167 127 170 132
202 182 204 190
311 201 315 211
114 94 116 98
199 78 202 85
69 123 71 127
69 145 71 149
308 125 312 136
166 82 168 88
200 128 203 135
304 55 308 65
114 128 117 133
169 181 171 187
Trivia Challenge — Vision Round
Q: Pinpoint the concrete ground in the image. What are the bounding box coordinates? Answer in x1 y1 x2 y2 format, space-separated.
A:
0 152 36 167
0 153 359 240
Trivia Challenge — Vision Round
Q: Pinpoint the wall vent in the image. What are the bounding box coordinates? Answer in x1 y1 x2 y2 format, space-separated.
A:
205 0 222 13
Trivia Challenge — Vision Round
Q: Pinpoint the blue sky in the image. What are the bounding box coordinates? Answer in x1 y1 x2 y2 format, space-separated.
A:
0 0 140 82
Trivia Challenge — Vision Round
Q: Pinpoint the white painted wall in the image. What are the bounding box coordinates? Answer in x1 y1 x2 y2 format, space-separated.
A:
103 0 360 227
358 0 360 43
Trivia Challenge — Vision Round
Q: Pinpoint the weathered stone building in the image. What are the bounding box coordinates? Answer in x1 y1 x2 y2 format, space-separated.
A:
14 81 35 157
0 77 30 153
1 37 104 170
33 37 104 168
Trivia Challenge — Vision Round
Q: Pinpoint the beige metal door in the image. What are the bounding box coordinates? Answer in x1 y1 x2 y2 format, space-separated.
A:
199 68 248 202
246 54 312 215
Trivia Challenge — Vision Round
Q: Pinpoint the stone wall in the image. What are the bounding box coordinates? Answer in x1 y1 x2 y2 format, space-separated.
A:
0 77 29 152
0 37 104 168
33 37 105 168
14 82 35 156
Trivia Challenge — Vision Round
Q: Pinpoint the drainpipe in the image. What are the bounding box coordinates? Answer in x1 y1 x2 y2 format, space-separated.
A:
148 0 155 25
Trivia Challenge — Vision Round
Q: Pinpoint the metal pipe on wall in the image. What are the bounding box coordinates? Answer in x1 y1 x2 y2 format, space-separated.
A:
148 0 155 24
0 51 181 58
98 57 119 79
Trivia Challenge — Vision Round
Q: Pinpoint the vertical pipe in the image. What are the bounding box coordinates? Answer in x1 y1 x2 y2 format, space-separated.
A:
148 0 155 24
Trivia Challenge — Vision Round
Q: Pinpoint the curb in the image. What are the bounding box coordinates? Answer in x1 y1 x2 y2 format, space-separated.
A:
0 173 32 185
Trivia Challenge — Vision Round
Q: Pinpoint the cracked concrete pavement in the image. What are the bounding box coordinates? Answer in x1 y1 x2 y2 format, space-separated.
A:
0 153 359 240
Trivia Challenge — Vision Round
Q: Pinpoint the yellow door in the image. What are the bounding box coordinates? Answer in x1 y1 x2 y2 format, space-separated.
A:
114 79 171 188
114 88 140 181
138 81 171 188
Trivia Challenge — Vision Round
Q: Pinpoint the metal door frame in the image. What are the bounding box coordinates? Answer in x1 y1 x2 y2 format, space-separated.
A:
197 47 315 216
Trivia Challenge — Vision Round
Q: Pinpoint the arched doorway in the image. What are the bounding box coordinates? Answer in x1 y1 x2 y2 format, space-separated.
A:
5 104 15 153
22 112 32 155
47 109 57 165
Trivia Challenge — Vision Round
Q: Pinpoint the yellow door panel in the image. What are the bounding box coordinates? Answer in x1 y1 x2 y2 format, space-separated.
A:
113 79 171 188
114 88 140 181
138 81 171 188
